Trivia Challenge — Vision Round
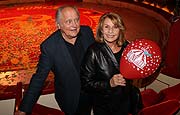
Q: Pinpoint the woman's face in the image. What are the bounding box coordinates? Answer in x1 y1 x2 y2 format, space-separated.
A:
102 17 120 43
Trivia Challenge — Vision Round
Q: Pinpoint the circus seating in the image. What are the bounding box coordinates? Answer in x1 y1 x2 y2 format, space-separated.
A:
14 81 64 115
138 83 180 115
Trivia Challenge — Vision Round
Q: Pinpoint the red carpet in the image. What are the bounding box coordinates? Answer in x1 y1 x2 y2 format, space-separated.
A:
0 4 103 71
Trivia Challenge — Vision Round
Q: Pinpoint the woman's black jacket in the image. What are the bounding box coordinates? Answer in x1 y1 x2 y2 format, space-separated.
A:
80 41 129 96
80 41 143 114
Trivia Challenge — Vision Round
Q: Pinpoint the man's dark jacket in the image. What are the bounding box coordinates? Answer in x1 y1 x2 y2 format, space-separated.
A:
19 26 95 114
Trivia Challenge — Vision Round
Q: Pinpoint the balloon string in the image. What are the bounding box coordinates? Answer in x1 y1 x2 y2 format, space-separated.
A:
144 51 152 57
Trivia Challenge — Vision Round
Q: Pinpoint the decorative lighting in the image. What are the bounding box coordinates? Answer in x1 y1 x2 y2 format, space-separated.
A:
142 1 174 15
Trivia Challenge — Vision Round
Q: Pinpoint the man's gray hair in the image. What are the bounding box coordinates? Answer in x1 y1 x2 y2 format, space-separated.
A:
55 5 80 24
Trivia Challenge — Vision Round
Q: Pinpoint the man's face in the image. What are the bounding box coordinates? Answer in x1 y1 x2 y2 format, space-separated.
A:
58 7 80 39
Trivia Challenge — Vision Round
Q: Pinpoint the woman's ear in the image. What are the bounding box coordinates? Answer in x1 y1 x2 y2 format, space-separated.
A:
57 23 60 29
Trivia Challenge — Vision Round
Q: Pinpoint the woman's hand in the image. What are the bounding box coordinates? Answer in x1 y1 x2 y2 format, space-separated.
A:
110 74 126 87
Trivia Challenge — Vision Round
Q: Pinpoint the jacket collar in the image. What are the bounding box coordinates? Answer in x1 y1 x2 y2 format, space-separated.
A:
102 43 120 70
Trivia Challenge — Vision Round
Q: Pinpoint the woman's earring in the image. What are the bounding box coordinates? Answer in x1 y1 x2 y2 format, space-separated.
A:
57 24 60 29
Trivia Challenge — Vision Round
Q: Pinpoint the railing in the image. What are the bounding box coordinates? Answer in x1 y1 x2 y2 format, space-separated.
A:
112 0 179 22
134 0 179 22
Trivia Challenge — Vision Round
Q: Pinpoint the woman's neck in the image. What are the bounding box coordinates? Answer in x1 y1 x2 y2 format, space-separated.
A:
106 41 121 53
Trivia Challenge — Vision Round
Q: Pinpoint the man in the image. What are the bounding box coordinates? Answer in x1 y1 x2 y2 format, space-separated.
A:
15 5 94 115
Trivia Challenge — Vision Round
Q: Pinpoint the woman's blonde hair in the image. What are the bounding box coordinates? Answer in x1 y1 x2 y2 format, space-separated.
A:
96 12 126 46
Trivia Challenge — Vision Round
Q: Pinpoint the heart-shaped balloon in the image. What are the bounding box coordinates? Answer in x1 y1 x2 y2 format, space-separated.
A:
120 38 162 79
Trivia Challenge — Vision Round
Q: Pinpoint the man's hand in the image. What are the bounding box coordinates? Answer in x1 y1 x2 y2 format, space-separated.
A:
14 110 26 115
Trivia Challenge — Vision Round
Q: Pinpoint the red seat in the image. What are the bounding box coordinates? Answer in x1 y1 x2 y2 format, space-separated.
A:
139 83 180 115
0 82 22 113
31 103 64 115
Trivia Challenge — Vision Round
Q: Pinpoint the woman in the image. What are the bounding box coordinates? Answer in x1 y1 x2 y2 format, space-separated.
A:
80 12 142 115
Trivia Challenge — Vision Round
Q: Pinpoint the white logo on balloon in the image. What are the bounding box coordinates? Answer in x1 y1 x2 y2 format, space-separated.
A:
124 41 161 76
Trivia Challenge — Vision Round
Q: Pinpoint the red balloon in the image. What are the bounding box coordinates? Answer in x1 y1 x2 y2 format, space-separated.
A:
120 38 162 79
